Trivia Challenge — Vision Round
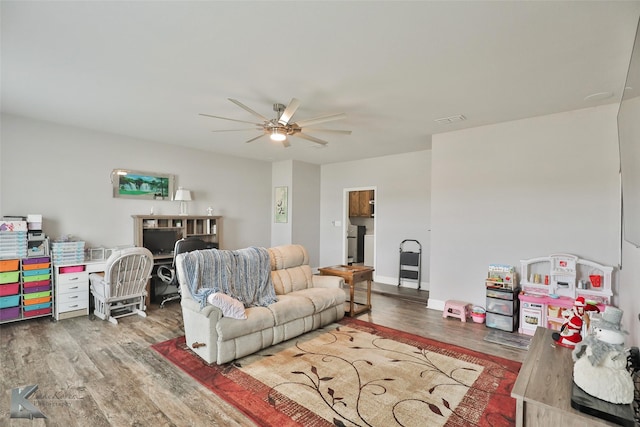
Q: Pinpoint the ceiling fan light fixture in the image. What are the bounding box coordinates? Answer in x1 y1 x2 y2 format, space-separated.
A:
270 129 287 142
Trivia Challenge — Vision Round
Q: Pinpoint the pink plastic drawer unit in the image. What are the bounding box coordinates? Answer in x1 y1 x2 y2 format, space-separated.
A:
0 259 19 272
59 265 85 274
0 306 20 321
23 280 50 289
0 271 20 284
24 307 52 317
0 283 20 297
0 295 20 309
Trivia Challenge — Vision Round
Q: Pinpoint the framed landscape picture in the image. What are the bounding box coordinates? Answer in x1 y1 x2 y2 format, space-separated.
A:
112 169 175 200
274 186 288 223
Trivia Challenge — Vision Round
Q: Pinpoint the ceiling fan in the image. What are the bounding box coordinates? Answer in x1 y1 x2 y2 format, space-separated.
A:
200 98 351 147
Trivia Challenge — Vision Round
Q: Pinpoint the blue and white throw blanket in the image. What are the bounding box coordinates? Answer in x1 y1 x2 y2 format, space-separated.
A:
180 246 277 309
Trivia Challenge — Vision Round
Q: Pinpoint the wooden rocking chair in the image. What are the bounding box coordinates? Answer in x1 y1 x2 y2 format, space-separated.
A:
89 247 153 324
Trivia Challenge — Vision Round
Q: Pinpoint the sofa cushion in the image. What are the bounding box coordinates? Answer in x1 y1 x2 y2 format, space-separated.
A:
269 244 309 270
267 294 315 326
271 265 314 294
217 306 274 341
289 287 346 313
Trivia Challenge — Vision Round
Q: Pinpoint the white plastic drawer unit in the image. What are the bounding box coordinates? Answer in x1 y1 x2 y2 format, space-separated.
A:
57 271 89 294
486 297 515 316
486 312 517 332
57 292 89 312
486 288 515 300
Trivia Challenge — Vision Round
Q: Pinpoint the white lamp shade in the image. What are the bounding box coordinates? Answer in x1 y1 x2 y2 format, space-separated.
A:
175 187 192 201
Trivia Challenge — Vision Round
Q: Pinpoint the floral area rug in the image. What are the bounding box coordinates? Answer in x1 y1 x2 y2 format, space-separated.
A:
151 318 521 426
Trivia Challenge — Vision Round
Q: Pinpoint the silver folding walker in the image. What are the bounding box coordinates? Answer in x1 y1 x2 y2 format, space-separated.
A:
398 239 422 289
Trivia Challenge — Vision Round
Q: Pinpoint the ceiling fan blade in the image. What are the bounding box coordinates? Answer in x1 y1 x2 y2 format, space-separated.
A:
228 98 270 122
199 113 262 126
245 133 268 143
302 128 352 135
294 132 329 145
282 139 291 148
294 113 347 127
278 98 301 125
210 128 262 132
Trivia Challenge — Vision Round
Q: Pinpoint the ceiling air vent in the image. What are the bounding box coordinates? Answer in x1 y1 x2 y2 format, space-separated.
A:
434 115 466 125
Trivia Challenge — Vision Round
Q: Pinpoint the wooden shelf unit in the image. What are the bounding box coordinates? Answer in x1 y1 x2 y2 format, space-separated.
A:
132 215 221 258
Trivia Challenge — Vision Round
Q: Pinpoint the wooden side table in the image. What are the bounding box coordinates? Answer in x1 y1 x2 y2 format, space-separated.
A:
318 265 374 316
512 327 633 426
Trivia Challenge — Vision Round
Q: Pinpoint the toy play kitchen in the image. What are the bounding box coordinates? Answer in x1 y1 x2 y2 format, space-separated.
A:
517 253 613 336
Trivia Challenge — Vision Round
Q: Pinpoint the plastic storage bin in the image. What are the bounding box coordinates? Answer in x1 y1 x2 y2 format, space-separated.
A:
0 283 20 297
59 265 84 274
0 271 20 284
486 297 515 316
22 262 50 271
23 280 50 289
0 259 19 272
51 241 85 264
486 312 518 332
0 306 20 321
0 295 20 309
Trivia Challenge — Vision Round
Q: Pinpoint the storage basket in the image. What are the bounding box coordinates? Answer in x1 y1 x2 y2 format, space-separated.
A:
589 274 602 288
471 306 486 324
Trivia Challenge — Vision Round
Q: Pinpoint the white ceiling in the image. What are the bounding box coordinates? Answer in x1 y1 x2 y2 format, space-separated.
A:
2 1 640 165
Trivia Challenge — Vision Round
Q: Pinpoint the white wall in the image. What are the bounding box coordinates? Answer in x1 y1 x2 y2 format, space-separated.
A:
620 243 640 346
320 151 431 287
291 161 321 268
271 160 293 247
1 113 273 250
430 105 622 314
270 160 322 267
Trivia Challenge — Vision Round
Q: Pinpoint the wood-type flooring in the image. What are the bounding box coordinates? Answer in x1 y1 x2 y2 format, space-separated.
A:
0 284 527 426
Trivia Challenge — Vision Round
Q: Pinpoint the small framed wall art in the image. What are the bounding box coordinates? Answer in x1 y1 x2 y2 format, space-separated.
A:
274 186 288 223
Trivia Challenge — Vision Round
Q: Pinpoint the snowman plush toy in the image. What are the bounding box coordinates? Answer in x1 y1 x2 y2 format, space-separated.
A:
572 306 634 404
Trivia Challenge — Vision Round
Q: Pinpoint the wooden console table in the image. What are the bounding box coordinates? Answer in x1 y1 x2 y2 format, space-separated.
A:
318 265 373 316
512 327 630 426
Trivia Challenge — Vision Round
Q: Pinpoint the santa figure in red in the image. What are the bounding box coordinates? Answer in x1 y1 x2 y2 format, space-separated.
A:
552 296 586 348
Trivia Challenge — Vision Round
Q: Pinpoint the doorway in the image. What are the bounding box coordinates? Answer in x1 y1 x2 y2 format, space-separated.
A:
344 187 376 268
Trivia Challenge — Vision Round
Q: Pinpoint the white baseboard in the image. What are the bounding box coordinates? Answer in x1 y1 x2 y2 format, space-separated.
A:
427 298 445 311
374 274 429 291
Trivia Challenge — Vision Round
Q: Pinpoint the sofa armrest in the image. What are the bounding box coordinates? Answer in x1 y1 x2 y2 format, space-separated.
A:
179 283 223 321
312 274 345 289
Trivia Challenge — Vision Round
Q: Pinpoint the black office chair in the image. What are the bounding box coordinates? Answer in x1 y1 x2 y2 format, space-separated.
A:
157 237 210 308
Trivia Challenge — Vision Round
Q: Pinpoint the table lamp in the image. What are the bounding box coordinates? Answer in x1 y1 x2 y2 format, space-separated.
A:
175 187 192 216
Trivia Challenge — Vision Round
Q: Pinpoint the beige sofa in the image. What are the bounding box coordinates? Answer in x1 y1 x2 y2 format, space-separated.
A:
177 244 346 364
